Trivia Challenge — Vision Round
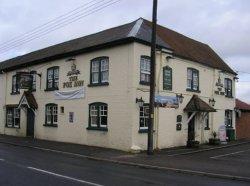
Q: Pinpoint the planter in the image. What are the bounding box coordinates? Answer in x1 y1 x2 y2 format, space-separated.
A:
186 140 200 148
209 138 220 145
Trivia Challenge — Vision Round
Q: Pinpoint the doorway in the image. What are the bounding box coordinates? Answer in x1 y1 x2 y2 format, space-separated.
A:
26 108 35 137
188 112 195 141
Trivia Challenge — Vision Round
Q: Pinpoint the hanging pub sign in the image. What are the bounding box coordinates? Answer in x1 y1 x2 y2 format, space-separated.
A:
16 72 33 89
63 63 84 88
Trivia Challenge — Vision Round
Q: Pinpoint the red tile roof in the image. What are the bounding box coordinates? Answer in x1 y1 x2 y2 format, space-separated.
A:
236 99 250 111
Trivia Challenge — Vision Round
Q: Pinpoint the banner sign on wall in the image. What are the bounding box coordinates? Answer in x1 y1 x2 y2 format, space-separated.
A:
155 95 179 108
54 87 85 100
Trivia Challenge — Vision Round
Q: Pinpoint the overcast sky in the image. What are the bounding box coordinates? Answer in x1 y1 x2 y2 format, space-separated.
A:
0 0 250 102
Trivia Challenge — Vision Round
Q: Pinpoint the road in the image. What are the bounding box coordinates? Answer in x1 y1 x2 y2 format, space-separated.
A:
0 143 249 186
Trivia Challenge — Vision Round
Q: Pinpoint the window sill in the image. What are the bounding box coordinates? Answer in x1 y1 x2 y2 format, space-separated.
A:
88 82 109 87
204 127 210 130
43 124 58 127
44 88 59 92
186 89 201 93
139 81 150 86
225 95 234 99
5 126 20 129
10 92 20 95
86 127 108 131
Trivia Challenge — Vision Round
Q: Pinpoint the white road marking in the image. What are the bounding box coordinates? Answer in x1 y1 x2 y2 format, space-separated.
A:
0 158 4 161
210 149 250 159
27 167 104 186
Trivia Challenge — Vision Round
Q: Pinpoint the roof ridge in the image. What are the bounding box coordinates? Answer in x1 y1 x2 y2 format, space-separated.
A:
127 18 143 37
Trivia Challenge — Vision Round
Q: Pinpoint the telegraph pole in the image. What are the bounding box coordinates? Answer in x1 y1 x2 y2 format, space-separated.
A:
148 0 158 155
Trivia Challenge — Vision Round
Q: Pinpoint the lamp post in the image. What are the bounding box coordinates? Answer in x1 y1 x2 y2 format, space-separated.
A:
148 0 158 155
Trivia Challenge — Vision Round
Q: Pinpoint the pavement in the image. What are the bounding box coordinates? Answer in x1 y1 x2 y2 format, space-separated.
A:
0 134 250 184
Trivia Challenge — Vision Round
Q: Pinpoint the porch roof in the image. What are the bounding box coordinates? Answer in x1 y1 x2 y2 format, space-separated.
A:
184 95 216 112
18 91 38 110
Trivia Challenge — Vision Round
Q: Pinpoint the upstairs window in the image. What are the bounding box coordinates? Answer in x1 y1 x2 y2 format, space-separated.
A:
225 110 233 128
45 104 58 127
140 56 151 85
187 68 199 91
88 102 108 130
12 75 20 94
6 107 20 128
46 67 59 91
163 66 172 90
224 78 232 97
139 104 149 130
90 57 109 86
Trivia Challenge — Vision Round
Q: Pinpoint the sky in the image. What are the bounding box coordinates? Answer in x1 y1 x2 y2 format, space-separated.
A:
0 0 250 102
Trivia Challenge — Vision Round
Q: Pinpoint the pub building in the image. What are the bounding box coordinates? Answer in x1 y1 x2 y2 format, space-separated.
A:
0 18 237 151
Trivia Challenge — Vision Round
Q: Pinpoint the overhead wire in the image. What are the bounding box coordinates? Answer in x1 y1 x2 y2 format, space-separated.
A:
0 0 121 54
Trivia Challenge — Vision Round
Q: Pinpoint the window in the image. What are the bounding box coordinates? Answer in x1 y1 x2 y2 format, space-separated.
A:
139 104 149 130
204 113 210 130
45 104 58 127
6 107 20 128
140 56 151 85
69 112 74 123
225 110 233 128
46 67 59 91
224 78 233 97
12 75 20 94
90 57 109 86
88 102 108 130
163 66 172 90
187 68 199 91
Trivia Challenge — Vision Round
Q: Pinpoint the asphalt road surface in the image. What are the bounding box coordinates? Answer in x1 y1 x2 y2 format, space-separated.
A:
0 143 249 186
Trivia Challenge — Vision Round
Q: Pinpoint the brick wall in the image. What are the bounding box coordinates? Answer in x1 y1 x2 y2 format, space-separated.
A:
236 111 250 139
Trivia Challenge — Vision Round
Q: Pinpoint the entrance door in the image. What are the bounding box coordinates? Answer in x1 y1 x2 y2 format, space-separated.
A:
26 108 35 137
188 113 195 141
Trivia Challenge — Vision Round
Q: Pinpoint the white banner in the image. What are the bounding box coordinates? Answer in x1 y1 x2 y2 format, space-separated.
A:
55 87 85 100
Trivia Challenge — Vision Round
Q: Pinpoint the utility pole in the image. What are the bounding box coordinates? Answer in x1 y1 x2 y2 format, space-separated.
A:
147 0 158 155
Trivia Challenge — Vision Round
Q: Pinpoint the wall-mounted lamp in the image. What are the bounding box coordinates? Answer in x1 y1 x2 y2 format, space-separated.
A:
209 98 216 107
176 94 184 104
136 97 144 107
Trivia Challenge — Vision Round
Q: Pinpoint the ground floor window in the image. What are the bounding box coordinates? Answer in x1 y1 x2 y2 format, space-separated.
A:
139 104 149 130
45 104 58 127
6 107 20 128
88 102 108 130
225 110 233 128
